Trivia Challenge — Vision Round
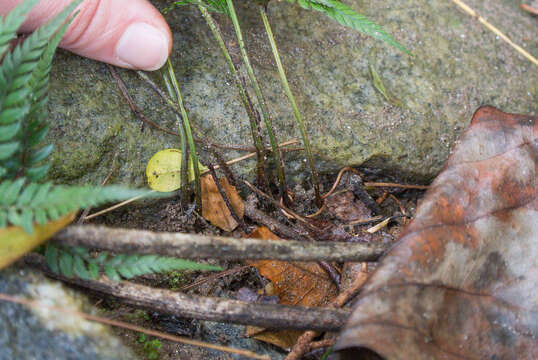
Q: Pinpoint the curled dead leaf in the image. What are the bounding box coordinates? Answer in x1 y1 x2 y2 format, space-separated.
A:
201 175 244 232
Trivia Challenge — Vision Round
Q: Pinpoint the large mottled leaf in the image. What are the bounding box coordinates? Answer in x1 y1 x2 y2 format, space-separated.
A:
335 107 537 359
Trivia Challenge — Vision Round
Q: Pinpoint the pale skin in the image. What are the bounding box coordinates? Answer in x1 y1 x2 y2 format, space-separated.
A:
0 0 173 71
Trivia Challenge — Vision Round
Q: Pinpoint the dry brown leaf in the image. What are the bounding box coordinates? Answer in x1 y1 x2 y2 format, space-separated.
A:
335 107 537 359
245 326 303 350
245 226 339 349
201 175 244 231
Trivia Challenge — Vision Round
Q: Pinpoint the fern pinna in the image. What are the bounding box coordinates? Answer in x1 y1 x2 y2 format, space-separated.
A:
0 0 220 280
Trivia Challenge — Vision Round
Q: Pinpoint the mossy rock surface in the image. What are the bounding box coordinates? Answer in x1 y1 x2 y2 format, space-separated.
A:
47 0 537 186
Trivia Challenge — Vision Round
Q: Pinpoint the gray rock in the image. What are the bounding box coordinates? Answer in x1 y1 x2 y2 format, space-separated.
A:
198 321 285 360
46 0 537 186
0 267 136 360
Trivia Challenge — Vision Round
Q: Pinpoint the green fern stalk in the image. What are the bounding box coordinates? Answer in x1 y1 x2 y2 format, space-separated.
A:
225 0 287 198
162 66 191 207
259 7 321 207
164 59 202 210
197 5 267 187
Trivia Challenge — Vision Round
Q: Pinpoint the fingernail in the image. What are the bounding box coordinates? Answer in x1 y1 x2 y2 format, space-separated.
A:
115 23 169 71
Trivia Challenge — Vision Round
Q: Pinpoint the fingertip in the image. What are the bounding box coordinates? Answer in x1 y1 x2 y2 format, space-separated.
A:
60 0 173 71
115 22 171 71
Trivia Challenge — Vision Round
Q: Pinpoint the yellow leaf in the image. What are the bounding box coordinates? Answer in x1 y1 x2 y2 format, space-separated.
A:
146 149 208 192
0 212 76 269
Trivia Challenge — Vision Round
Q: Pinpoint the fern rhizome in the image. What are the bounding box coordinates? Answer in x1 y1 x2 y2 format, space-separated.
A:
0 0 221 280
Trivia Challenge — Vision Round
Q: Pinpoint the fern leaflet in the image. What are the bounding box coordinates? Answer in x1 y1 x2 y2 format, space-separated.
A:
0 0 82 177
44 245 222 281
0 179 157 234
0 0 40 57
287 0 410 54
16 16 77 180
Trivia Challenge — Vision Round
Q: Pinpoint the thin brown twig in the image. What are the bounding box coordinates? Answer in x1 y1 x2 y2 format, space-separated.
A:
244 201 314 242
201 142 256 152
215 139 297 168
318 261 341 290
180 266 251 292
305 202 326 218
450 0 538 66
83 192 154 221
376 191 389 204
347 215 383 226
109 68 257 152
363 181 429 190
521 3 538 15
26 254 349 332
108 65 262 158
109 65 181 137
209 148 238 187
322 167 361 199
0 292 269 360
52 225 389 262
308 338 335 351
389 194 407 216
366 217 392 234
244 181 320 233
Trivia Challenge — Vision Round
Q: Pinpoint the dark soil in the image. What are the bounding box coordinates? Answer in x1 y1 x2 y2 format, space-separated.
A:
84 168 424 359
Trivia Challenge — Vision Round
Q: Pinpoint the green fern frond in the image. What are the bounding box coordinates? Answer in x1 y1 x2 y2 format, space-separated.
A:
17 16 77 181
0 0 40 57
0 0 81 178
0 0 81 114
287 0 410 54
0 179 156 233
44 244 222 281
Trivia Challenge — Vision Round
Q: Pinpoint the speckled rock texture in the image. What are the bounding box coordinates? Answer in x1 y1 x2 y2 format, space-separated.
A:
46 0 537 186
0 267 136 360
